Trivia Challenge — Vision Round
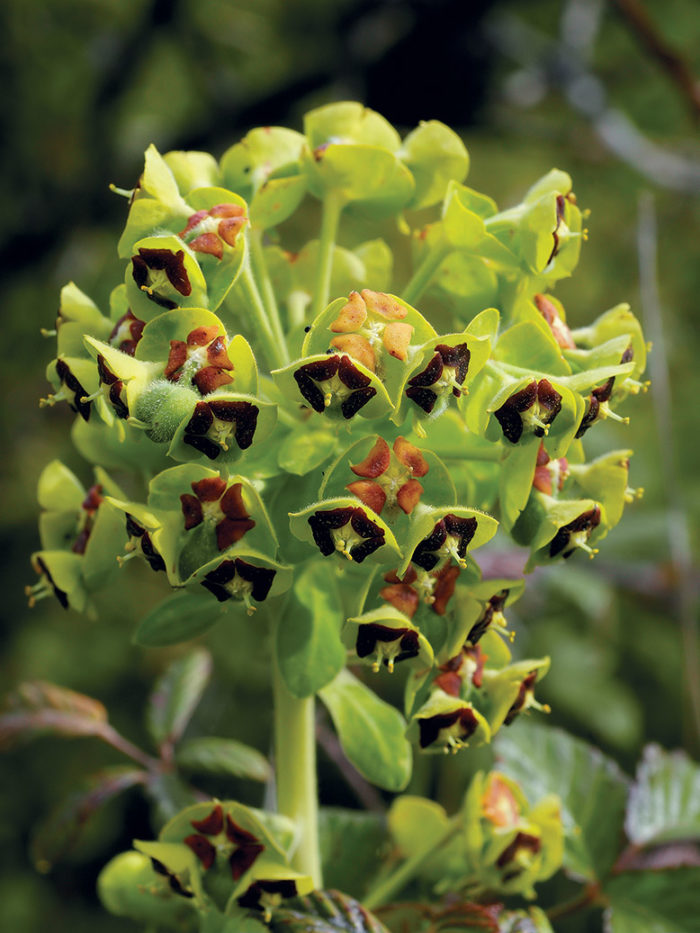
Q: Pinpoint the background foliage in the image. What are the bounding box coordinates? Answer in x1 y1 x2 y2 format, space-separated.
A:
1 0 698 930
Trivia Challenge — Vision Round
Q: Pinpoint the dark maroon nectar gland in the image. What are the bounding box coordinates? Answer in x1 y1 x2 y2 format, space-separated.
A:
494 379 562 444
308 506 385 562
355 624 420 673
42 359 92 421
183 399 259 459
119 515 166 573
131 247 191 309
109 310 145 356
25 556 69 609
293 354 376 419
467 591 514 644
411 514 478 571
503 671 550 725
201 557 276 613
405 343 471 415
548 506 601 559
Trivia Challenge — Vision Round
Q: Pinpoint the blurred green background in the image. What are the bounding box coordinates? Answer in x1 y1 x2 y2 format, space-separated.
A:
1 0 698 930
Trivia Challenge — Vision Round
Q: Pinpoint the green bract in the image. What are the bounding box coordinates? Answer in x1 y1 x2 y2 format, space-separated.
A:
28 101 650 931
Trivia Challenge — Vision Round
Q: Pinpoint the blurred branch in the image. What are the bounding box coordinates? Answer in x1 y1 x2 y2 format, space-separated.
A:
612 0 700 120
636 192 700 747
485 8 700 193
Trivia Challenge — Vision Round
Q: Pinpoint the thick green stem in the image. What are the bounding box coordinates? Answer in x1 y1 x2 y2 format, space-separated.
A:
311 192 344 319
249 229 289 364
273 659 322 888
401 241 450 306
363 816 461 910
237 256 287 370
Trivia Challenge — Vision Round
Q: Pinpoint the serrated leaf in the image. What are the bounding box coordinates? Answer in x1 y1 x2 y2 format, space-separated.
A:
319 808 388 899
31 767 145 871
626 744 700 847
133 592 221 647
319 670 412 792
276 562 348 698
175 736 271 782
146 648 212 749
604 868 700 932
269 889 390 933
495 720 628 881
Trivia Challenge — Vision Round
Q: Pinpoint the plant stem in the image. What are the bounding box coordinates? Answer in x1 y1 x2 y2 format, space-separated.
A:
273 656 322 888
100 724 160 771
238 255 287 371
401 241 450 306
248 229 289 364
363 815 461 910
311 192 344 319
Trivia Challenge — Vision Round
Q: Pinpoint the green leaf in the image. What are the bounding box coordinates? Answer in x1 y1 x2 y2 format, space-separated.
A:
269 889 390 933
400 120 469 210
388 795 449 859
37 460 85 512
276 561 346 698
146 648 212 748
31 767 145 871
175 736 271 782
495 720 628 881
626 744 700 847
604 868 700 932
319 669 412 792
277 428 337 476
318 808 388 899
304 102 401 151
133 592 221 646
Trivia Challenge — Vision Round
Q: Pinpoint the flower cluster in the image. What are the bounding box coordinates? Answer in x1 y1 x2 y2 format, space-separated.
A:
30 102 646 925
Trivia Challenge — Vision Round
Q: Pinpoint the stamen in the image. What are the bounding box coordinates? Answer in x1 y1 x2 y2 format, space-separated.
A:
80 391 102 404
40 328 57 337
625 486 644 503
445 540 468 569
116 550 139 566
324 392 332 408
109 183 134 199
25 581 52 607
414 420 427 439
334 538 353 560
600 404 629 425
